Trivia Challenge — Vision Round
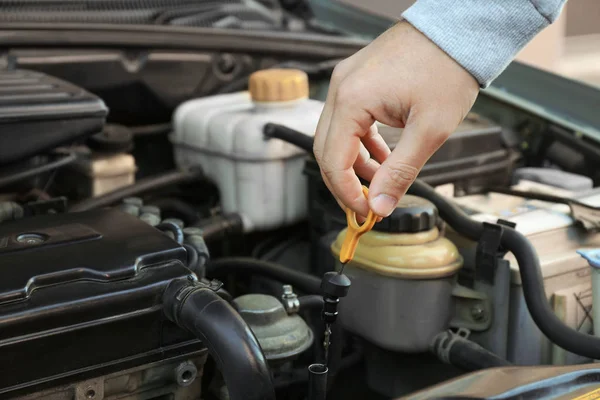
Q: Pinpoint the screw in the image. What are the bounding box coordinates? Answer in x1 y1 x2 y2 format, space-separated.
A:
471 304 486 321
217 54 236 75
283 285 293 295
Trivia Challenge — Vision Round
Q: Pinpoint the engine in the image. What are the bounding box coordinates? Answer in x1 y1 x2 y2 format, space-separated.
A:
2 43 600 400
0 208 206 399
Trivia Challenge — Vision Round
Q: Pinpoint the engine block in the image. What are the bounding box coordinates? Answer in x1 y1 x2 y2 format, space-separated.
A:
0 209 205 397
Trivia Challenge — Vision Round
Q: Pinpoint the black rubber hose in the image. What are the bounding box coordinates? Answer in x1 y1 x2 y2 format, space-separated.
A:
163 278 275 400
298 295 324 310
183 243 199 273
70 168 203 212
156 221 184 244
449 339 511 371
407 179 600 359
263 123 314 153
194 213 245 241
206 257 321 294
0 152 77 189
148 197 200 225
432 331 510 372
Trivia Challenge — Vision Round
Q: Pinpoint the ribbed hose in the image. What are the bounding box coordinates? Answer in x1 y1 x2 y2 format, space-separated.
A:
163 278 275 400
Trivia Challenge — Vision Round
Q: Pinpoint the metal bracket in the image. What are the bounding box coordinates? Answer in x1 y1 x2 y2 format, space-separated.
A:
450 284 492 331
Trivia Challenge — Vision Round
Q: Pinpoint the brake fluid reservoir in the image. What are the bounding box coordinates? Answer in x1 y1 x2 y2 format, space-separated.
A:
331 195 463 353
171 69 323 231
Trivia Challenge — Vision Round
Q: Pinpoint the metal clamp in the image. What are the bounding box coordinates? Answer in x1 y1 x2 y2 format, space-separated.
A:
281 285 300 314
450 284 492 331
432 328 471 364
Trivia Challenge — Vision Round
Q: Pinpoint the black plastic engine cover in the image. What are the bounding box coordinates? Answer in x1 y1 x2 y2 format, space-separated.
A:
0 209 203 397
0 69 107 165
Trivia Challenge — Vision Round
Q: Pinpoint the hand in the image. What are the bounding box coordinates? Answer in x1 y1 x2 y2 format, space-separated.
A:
313 21 479 218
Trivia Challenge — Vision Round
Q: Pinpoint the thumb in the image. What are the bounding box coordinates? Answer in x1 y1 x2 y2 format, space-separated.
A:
368 118 447 217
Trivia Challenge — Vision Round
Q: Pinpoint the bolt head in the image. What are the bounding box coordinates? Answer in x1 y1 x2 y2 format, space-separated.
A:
282 285 293 295
471 305 485 321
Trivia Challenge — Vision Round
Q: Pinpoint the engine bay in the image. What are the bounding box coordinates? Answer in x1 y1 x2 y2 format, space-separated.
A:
2 3 600 399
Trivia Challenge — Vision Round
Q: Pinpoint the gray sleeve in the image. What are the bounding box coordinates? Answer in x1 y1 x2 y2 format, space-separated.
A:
402 0 567 87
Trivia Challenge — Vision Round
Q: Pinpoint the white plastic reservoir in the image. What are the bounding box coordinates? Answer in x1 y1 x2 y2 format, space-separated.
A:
171 69 324 231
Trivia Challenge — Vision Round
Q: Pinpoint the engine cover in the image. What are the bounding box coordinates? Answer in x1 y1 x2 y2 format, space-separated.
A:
0 209 204 397
0 69 107 166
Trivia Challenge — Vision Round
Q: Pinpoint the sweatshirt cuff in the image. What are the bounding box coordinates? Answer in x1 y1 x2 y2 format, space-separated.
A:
402 0 558 87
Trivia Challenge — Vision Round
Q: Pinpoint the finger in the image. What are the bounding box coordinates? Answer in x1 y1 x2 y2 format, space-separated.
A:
353 143 380 182
314 95 333 161
321 170 349 213
322 168 381 224
362 123 390 164
321 90 375 217
368 113 448 217
314 62 348 161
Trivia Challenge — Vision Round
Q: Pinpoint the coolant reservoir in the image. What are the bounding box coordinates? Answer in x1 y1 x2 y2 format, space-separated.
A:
171 69 323 231
331 195 463 353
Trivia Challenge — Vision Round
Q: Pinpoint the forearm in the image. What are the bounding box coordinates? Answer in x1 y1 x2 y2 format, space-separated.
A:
402 0 567 87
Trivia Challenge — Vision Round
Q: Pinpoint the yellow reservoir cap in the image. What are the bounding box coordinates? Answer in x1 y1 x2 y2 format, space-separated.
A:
331 227 463 279
249 69 309 102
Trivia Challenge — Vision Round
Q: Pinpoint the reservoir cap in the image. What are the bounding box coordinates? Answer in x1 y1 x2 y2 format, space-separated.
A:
249 69 309 102
373 195 438 233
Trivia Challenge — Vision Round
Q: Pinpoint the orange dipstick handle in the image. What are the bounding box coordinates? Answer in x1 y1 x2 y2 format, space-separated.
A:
339 186 379 264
